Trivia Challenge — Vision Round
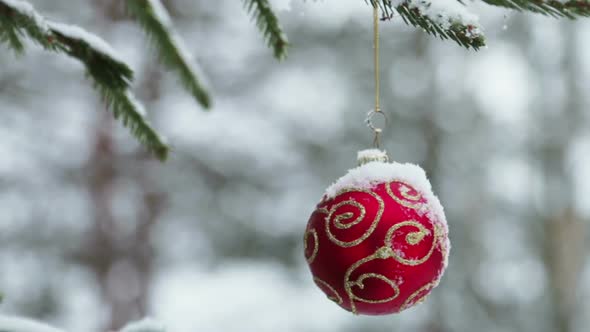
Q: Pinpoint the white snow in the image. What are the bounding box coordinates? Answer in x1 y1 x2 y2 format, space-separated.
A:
120 318 166 332
1 0 48 32
394 248 407 259
393 0 482 40
269 0 292 11
171 32 210 88
325 150 449 268
146 0 210 91
153 263 349 332
0 316 66 332
357 148 388 164
125 91 169 144
125 91 147 117
325 159 447 226
147 0 172 26
47 21 126 65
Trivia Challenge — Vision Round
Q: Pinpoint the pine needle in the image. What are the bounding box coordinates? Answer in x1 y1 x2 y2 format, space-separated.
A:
480 0 590 18
368 0 486 50
395 3 485 50
0 0 169 161
243 0 289 60
126 0 211 109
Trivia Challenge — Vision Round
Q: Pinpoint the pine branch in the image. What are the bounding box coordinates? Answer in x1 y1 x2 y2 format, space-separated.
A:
0 0 169 160
396 3 485 50
96 87 169 161
0 316 166 332
0 315 66 332
368 0 486 50
480 0 590 18
0 0 54 53
243 0 289 60
126 0 211 109
120 318 165 332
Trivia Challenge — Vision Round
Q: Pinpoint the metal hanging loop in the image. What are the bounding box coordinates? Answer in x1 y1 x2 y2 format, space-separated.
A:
366 109 388 148
367 4 387 149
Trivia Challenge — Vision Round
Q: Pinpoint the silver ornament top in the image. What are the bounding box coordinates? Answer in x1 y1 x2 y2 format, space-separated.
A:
357 149 389 165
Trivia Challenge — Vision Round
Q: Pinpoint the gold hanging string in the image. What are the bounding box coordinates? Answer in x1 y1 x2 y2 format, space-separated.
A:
373 5 380 115
366 4 386 149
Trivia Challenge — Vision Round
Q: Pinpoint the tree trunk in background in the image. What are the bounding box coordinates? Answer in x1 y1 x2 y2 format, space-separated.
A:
70 2 167 330
541 21 586 332
77 80 164 332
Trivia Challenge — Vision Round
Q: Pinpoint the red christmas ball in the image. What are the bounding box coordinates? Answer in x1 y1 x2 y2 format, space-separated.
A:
304 150 449 315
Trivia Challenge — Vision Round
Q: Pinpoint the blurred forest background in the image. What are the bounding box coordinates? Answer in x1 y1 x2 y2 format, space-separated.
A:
1 1 590 332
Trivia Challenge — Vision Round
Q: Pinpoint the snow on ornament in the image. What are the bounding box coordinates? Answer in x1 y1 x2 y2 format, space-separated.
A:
304 149 449 315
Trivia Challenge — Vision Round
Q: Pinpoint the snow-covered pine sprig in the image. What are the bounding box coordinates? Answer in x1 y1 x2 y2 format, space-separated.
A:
0 0 53 52
0 316 66 332
0 316 166 332
481 0 590 18
126 0 212 109
120 317 166 332
243 0 289 60
370 0 485 50
0 0 169 161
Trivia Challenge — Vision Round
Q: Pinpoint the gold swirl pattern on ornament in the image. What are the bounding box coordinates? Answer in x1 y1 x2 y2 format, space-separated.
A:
304 228 319 264
399 280 438 311
314 277 343 305
384 220 436 266
399 183 421 200
332 200 366 229
348 273 400 304
433 221 448 259
441 224 449 253
344 246 400 314
386 182 423 210
324 189 384 248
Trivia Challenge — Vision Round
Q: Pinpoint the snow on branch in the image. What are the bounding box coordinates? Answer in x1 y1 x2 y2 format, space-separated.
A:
0 316 65 332
120 317 166 332
126 0 212 109
0 316 166 332
0 0 169 160
480 0 590 18
0 0 53 52
370 0 485 50
243 0 289 60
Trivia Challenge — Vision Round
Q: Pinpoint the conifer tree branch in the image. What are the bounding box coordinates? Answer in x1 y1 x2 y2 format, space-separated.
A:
0 0 54 53
0 0 169 160
395 3 485 50
480 0 590 18
126 0 211 109
368 0 486 50
243 0 289 60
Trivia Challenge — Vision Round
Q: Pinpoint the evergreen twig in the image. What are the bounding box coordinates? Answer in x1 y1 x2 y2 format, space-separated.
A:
395 3 486 50
243 0 289 60
0 0 169 160
126 0 211 109
368 0 486 50
480 0 590 18
0 0 54 52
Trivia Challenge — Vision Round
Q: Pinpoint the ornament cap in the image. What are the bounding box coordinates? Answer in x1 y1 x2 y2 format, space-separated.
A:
357 149 389 165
